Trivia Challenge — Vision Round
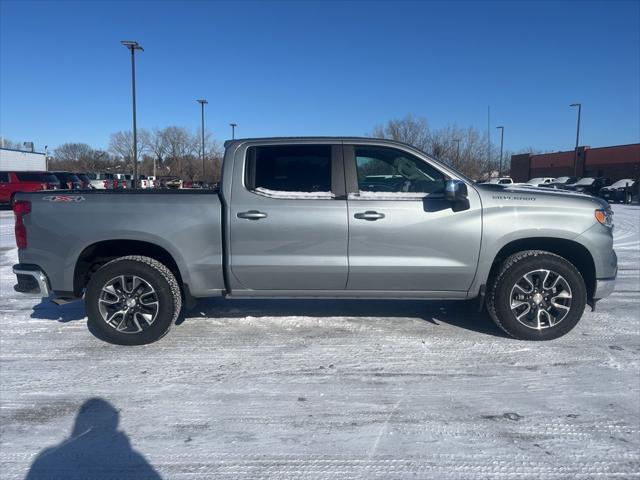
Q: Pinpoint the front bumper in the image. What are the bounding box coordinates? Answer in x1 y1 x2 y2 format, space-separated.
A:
13 264 51 298
593 277 616 300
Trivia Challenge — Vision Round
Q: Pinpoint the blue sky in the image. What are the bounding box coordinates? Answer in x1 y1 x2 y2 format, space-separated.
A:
1 0 639 153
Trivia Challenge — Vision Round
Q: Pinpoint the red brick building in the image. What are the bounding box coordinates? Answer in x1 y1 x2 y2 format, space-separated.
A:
510 143 640 182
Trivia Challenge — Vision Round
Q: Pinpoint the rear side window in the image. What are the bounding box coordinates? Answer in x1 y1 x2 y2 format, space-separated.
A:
245 145 332 194
0 172 8 182
15 172 57 183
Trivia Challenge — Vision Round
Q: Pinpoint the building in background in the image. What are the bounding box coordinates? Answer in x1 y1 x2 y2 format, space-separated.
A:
0 148 47 171
510 143 640 182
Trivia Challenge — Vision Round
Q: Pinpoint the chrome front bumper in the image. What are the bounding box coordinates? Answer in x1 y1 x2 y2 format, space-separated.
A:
593 277 616 300
13 265 51 297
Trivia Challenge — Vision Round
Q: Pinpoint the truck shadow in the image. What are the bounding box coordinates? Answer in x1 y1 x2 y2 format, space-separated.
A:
30 298 86 322
29 297 507 339
182 298 508 339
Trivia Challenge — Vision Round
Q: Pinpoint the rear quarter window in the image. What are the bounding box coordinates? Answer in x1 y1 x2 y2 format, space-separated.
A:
0 172 9 182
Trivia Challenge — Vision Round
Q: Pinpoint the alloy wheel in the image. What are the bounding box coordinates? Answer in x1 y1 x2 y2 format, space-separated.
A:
509 269 572 330
98 275 159 333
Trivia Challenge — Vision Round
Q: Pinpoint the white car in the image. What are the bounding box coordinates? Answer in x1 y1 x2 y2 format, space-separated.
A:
484 177 514 185
86 173 115 189
524 177 555 187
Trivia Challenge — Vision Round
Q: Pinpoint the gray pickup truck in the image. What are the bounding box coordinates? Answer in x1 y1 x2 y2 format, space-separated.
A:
12 137 617 345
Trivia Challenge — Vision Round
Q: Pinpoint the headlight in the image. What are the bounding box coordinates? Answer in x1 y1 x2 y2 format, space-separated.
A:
595 208 614 228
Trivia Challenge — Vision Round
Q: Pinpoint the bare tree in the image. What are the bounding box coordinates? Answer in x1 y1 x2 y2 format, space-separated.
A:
371 115 512 180
371 114 431 152
108 129 150 174
160 126 197 178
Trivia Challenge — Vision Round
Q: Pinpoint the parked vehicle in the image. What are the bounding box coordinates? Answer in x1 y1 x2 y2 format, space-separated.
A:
86 173 115 190
540 176 580 189
75 173 93 189
12 137 617 345
113 174 131 189
524 177 555 187
484 177 514 185
139 175 157 189
51 172 82 190
562 177 609 196
599 178 637 204
0 171 60 205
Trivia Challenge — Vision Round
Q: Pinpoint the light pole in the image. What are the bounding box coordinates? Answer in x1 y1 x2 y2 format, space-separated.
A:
121 40 143 188
44 145 48 171
496 126 504 176
230 123 237 140
570 103 582 176
453 138 461 169
197 99 208 181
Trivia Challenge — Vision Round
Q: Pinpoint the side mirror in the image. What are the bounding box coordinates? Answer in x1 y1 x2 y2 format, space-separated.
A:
445 179 470 212
445 179 468 202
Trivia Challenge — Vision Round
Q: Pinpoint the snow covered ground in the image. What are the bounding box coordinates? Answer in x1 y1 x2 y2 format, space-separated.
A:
0 205 638 479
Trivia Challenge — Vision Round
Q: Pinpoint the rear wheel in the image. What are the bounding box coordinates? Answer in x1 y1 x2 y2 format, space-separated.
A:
487 250 586 340
86 256 182 345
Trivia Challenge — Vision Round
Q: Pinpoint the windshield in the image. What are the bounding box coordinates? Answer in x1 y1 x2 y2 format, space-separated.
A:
554 177 570 183
575 177 595 185
611 179 634 188
526 178 545 184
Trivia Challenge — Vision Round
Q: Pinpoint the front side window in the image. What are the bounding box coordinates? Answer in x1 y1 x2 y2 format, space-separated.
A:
354 146 445 196
246 145 332 196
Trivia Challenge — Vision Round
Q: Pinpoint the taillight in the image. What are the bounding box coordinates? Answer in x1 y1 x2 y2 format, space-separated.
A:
13 200 31 249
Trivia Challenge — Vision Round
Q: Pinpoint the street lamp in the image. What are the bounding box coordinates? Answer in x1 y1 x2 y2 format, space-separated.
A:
570 103 582 176
230 123 237 140
197 99 208 181
453 138 461 169
121 40 144 188
496 126 504 176
44 145 48 171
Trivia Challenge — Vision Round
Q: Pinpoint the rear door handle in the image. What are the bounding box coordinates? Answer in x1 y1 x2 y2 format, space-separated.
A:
354 211 385 221
237 210 268 220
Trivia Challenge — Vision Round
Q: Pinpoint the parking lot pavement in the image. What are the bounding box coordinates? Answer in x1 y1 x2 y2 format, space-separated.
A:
0 205 638 479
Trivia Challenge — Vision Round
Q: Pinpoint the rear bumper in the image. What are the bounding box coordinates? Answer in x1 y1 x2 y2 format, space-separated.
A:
593 277 616 300
12 264 51 297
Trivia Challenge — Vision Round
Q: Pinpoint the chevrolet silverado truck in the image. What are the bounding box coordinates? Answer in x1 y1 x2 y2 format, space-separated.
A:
12 137 617 345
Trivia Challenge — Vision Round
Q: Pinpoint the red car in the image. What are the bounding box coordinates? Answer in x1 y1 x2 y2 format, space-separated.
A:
0 171 61 205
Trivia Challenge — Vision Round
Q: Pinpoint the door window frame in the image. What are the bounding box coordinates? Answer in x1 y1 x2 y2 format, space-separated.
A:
243 144 346 200
343 144 449 200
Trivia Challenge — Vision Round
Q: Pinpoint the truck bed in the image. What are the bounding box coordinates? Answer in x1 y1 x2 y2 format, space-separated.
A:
14 189 225 298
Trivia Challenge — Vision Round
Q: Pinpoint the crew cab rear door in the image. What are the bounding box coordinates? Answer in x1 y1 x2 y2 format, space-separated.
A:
227 142 348 291
344 143 482 292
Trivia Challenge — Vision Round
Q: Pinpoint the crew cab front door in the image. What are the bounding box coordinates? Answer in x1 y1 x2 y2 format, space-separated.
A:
228 143 348 291
344 144 482 293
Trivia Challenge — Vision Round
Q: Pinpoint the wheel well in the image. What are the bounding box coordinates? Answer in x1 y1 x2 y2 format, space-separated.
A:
488 238 596 299
74 240 183 296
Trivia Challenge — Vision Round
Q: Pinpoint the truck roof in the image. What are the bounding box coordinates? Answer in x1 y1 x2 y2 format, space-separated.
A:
223 136 423 151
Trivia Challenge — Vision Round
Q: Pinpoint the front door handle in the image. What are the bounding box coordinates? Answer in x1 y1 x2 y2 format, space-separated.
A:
237 210 268 220
354 211 385 221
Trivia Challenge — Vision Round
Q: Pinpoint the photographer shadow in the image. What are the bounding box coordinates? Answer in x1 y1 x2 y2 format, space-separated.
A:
25 398 161 480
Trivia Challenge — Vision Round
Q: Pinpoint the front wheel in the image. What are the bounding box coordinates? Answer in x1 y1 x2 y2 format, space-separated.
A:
86 256 182 345
487 250 586 340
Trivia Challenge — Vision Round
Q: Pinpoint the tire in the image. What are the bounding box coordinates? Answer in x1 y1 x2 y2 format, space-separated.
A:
486 250 587 341
86 256 182 345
